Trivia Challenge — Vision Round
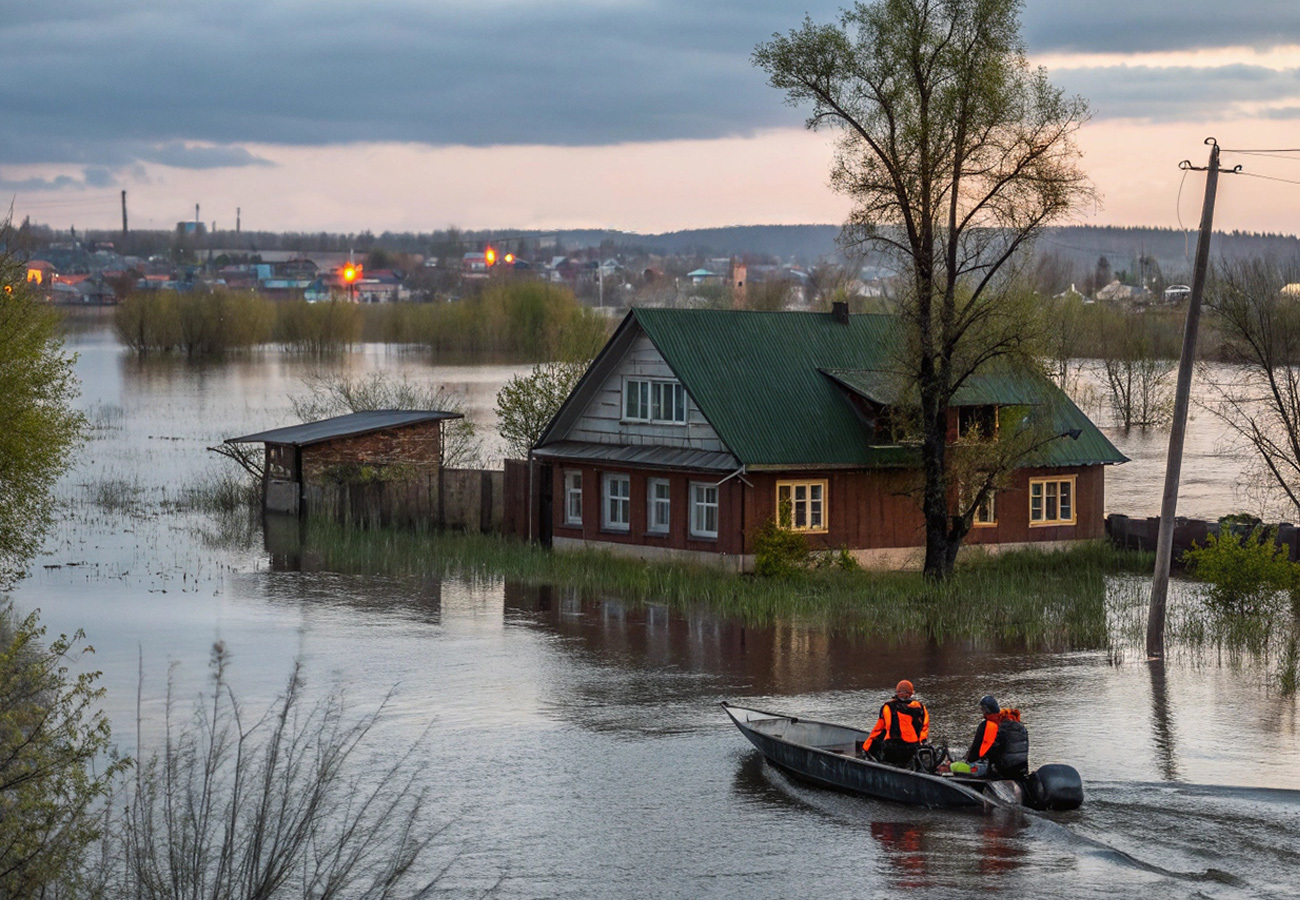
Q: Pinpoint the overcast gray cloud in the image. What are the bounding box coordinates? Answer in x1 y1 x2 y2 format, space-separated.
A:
1022 0 1300 53
1053 64 1300 121
6 0 1300 187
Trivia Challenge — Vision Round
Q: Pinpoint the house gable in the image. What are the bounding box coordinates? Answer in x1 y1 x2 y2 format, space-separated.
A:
537 314 733 458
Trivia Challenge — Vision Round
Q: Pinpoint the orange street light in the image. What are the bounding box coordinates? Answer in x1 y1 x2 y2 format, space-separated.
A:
485 247 497 267
504 252 515 264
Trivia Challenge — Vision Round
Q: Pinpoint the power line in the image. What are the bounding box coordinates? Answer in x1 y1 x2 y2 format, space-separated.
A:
1176 167 1191 259
1219 147 1300 154
1234 170 1300 188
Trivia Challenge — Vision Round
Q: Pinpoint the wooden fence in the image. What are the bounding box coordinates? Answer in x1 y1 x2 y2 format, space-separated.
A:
1106 514 1300 562
302 467 504 532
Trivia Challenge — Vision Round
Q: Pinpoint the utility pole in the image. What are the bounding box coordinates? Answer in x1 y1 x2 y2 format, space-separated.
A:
236 207 241 235
121 190 128 238
1147 138 1240 659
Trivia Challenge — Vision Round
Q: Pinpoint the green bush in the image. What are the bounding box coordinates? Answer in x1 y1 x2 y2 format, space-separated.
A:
753 518 809 578
1183 526 1296 617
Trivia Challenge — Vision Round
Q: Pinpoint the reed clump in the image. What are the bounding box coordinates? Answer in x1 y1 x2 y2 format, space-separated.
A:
292 523 1151 648
274 300 363 353
115 290 276 355
171 470 261 515
366 281 608 359
116 292 363 355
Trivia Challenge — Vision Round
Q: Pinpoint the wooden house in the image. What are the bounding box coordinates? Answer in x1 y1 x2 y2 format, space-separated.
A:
532 306 1126 570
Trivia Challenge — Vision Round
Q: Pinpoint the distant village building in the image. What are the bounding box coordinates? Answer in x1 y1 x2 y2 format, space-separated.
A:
1095 280 1136 303
531 307 1125 570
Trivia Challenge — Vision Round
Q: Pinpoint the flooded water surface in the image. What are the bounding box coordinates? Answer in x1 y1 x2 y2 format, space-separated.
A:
12 329 1300 898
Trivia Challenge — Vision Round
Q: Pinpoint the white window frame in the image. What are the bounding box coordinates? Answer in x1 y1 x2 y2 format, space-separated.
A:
647 478 671 534
1029 476 1076 526
563 470 583 526
603 473 631 531
690 481 719 539
973 491 996 527
623 377 687 425
775 480 828 534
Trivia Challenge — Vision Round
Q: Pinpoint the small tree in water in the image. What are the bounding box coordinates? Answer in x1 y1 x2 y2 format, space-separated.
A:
494 360 589 459
1183 526 1296 619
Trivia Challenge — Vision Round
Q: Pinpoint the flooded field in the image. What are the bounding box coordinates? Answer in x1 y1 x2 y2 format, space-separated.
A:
12 326 1300 898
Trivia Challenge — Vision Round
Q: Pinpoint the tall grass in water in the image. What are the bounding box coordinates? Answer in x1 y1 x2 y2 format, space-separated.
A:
116 283 603 360
116 292 362 355
275 300 363 353
293 524 1149 648
115 290 275 355
368 281 608 359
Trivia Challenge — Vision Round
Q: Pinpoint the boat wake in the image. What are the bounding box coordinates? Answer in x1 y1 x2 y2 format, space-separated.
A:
735 752 1298 898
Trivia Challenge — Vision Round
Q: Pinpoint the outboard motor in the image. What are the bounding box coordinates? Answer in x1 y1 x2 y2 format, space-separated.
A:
1026 764 1084 811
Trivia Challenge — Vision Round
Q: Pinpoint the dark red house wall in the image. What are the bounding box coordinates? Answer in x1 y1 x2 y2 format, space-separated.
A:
548 459 1106 557
549 464 746 555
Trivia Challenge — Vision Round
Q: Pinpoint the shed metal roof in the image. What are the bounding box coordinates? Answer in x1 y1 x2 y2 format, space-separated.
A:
226 410 461 447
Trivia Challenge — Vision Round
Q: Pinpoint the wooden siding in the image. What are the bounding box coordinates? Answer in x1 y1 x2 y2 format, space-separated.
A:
563 333 726 451
550 463 746 555
546 453 1107 558
741 465 1105 553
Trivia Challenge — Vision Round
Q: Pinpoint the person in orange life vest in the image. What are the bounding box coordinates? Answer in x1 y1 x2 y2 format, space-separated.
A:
964 695 1030 779
862 680 930 767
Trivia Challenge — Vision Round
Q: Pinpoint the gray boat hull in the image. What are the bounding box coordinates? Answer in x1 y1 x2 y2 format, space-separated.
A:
723 702 991 809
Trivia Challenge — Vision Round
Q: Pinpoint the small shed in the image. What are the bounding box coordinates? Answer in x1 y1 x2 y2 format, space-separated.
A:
225 410 462 524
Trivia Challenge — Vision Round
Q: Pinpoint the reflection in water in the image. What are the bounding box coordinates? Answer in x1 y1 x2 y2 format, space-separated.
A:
1148 660 1180 782
502 581 1070 702
870 821 930 886
732 750 1031 890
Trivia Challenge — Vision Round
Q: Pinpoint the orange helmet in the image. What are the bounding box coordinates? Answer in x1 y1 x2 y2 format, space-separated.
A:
895 680 914 697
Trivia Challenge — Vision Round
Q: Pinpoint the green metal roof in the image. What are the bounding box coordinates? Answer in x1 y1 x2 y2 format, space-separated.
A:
631 308 1126 469
821 366 1046 407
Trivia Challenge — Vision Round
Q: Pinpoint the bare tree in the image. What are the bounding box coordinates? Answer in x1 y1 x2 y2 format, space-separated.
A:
755 0 1094 577
1097 309 1174 429
291 372 483 468
1202 258 1300 515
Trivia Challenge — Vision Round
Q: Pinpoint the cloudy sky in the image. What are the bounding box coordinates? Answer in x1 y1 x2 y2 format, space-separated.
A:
6 0 1300 235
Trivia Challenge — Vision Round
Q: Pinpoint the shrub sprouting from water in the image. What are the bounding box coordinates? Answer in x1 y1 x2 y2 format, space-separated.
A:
1182 526 1296 618
751 517 809 578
